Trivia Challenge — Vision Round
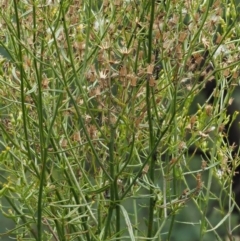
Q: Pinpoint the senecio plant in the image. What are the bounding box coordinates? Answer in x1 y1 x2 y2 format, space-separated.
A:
0 0 240 240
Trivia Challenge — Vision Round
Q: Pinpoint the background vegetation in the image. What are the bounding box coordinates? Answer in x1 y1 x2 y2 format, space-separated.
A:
0 0 240 240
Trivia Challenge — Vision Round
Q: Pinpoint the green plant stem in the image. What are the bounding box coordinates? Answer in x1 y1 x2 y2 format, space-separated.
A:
103 125 118 239
12 0 33 166
12 0 45 239
147 0 156 238
31 2 49 239
166 85 178 240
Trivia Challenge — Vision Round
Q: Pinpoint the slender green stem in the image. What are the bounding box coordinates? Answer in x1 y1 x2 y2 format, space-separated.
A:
103 123 117 239
147 0 156 238
167 86 178 240
30 2 49 239
12 1 33 165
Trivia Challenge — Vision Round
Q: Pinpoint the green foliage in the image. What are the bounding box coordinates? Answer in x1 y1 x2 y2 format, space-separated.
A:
0 0 240 240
